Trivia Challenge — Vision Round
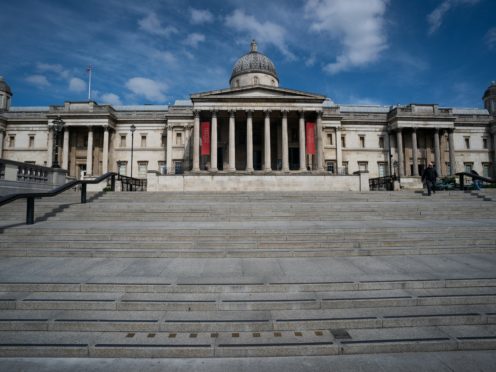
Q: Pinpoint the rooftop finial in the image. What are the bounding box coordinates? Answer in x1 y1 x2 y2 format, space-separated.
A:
250 39 257 52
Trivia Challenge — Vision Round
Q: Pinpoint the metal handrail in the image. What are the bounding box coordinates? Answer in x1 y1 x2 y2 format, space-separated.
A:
455 172 496 190
0 172 145 225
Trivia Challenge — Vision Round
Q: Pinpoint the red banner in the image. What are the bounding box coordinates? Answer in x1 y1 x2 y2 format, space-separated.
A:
306 122 316 155
201 121 210 155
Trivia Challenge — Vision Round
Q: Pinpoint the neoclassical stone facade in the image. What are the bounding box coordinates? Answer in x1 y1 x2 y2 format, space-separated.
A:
1 42 496 183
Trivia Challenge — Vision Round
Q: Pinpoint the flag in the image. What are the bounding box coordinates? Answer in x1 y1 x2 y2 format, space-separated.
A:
306 122 316 155
201 122 210 155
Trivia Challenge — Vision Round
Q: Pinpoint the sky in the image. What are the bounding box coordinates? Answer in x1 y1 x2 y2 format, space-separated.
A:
0 0 495 108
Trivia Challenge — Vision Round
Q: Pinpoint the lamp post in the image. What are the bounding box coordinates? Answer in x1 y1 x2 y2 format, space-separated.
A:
51 116 65 168
130 124 136 178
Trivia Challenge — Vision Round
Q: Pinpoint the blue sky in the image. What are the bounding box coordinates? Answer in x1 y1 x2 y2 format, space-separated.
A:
1 0 495 108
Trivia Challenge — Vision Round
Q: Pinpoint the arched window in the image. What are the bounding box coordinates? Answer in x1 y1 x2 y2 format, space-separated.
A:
254 76 259 85
235 79 240 88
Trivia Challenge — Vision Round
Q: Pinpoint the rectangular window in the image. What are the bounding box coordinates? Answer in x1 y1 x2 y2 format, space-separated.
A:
140 135 147 148
158 161 167 175
378 162 386 177
483 138 488 149
482 163 490 178
342 161 349 175
175 161 184 174
8 135 15 148
464 163 473 173
341 135 346 148
120 135 126 148
118 161 127 176
358 161 368 172
379 136 384 149
327 133 333 146
464 137 470 149
29 135 35 148
359 135 365 148
176 133 182 145
161 135 167 147
326 161 335 173
138 161 148 178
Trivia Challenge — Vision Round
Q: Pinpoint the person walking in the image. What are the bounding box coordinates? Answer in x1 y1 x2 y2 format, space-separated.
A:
421 162 438 196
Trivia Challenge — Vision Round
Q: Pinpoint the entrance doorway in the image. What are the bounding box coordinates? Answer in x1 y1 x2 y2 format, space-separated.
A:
217 147 224 171
289 148 300 170
254 150 262 170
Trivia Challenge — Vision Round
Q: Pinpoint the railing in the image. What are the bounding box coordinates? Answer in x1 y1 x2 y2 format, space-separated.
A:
0 172 146 225
369 176 394 191
455 172 496 190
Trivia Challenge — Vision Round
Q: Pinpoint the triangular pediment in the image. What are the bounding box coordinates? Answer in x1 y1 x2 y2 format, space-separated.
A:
191 86 326 103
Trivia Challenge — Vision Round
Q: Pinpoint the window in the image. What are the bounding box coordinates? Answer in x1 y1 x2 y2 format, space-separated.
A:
342 161 349 175
326 161 335 173
464 163 473 173
161 135 167 147
271 79 275 86
175 161 184 174
483 163 490 178
176 132 183 145
359 135 365 148
29 135 35 148
327 133 333 146
140 135 147 148
158 161 167 175
120 135 126 147
358 161 368 172
378 162 387 177
379 136 384 149
483 138 488 149
254 76 259 84
341 135 346 148
464 137 470 149
138 161 148 178
118 161 127 176
8 135 15 148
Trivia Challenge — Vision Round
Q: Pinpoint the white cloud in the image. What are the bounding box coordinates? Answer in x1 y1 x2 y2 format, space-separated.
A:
138 13 178 37
304 0 388 74
184 33 205 48
190 8 214 24
486 27 496 50
125 77 167 102
305 55 316 67
101 93 122 106
36 63 70 79
25 74 50 87
69 77 86 92
225 9 295 59
427 0 480 34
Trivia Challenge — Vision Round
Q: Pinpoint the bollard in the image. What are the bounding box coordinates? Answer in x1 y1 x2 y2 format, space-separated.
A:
81 183 87 204
111 175 115 191
26 197 35 225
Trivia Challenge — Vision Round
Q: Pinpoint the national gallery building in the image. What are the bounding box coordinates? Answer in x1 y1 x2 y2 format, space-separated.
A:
1 41 495 185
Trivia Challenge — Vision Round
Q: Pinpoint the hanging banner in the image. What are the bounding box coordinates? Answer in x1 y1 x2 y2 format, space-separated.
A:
306 122 316 155
201 121 210 155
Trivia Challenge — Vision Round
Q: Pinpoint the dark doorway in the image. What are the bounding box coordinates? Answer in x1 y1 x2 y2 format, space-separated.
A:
217 147 224 171
254 150 262 170
289 148 300 170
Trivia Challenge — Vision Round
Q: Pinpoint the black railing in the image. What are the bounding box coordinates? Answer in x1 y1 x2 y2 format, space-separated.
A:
0 172 146 225
369 176 394 191
455 172 496 190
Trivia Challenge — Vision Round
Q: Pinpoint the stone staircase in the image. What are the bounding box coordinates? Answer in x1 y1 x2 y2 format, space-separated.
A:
0 190 495 358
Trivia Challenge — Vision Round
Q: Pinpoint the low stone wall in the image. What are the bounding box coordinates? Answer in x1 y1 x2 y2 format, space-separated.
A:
147 173 369 192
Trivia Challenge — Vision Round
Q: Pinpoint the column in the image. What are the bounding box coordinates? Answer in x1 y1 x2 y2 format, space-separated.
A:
62 127 70 170
166 124 173 174
282 110 289 172
434 128 441 175
411 128 418 176
210 110 218 172
316 111 324 171
246 110 254 172
228 110 236 172
46 127 53 166
193 111 200 172
493 131 496 177
264 110 271 171
0 129 4 158
396 129 404 177
335 127 342 175
299 111 306 171
448 129 456 175
102 126 109 174
86 126 93 176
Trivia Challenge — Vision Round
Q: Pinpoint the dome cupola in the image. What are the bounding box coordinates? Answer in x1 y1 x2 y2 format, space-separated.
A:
0 76 12 111
483 81 496 115
229 40 279 88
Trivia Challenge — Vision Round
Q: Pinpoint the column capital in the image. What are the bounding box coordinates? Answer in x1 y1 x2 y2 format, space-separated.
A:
264 109 271 117
282 109 288 117
211 110 217 117
87 125 94 131
411 127 417 132
316 110 323 117
299 110 305 118
229 109 236 117
103 125 110 132
435 127 440 133
193 110 200 118
246 109 253 117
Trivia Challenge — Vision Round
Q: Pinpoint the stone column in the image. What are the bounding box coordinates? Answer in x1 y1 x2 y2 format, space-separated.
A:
411 128 418 176
193 111 200 172
434 128 441 175
396 129 404 177
62 127 70 170
299 111 306 171
102 126 109 174
46 127 53 166
0 129 3 158
282 110 289 172
246 110 254 172
264 110 271 171
210 111 218 172
493 131 496 177
335 127 342 175
166 124 173 174
448 129 456 175
86 126 94 176
316 111 324 171
228 110 236 172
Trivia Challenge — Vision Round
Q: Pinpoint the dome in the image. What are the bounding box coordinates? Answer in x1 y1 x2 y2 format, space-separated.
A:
229 40 279 87
483 81 496 100
0 76 12 95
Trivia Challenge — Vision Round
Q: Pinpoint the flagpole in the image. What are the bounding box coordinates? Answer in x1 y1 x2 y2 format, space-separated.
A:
87 65 92 101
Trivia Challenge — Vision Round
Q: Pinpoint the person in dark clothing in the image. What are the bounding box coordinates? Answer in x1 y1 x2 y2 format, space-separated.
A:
421 162 438 196
471 169 481 190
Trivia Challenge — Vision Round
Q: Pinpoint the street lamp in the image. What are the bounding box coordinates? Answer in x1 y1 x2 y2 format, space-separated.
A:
130 124 136 178
51 116 65 168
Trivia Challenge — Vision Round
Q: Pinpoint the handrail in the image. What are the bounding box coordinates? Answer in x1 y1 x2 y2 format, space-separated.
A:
0 172 145 225
455 172 496 190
